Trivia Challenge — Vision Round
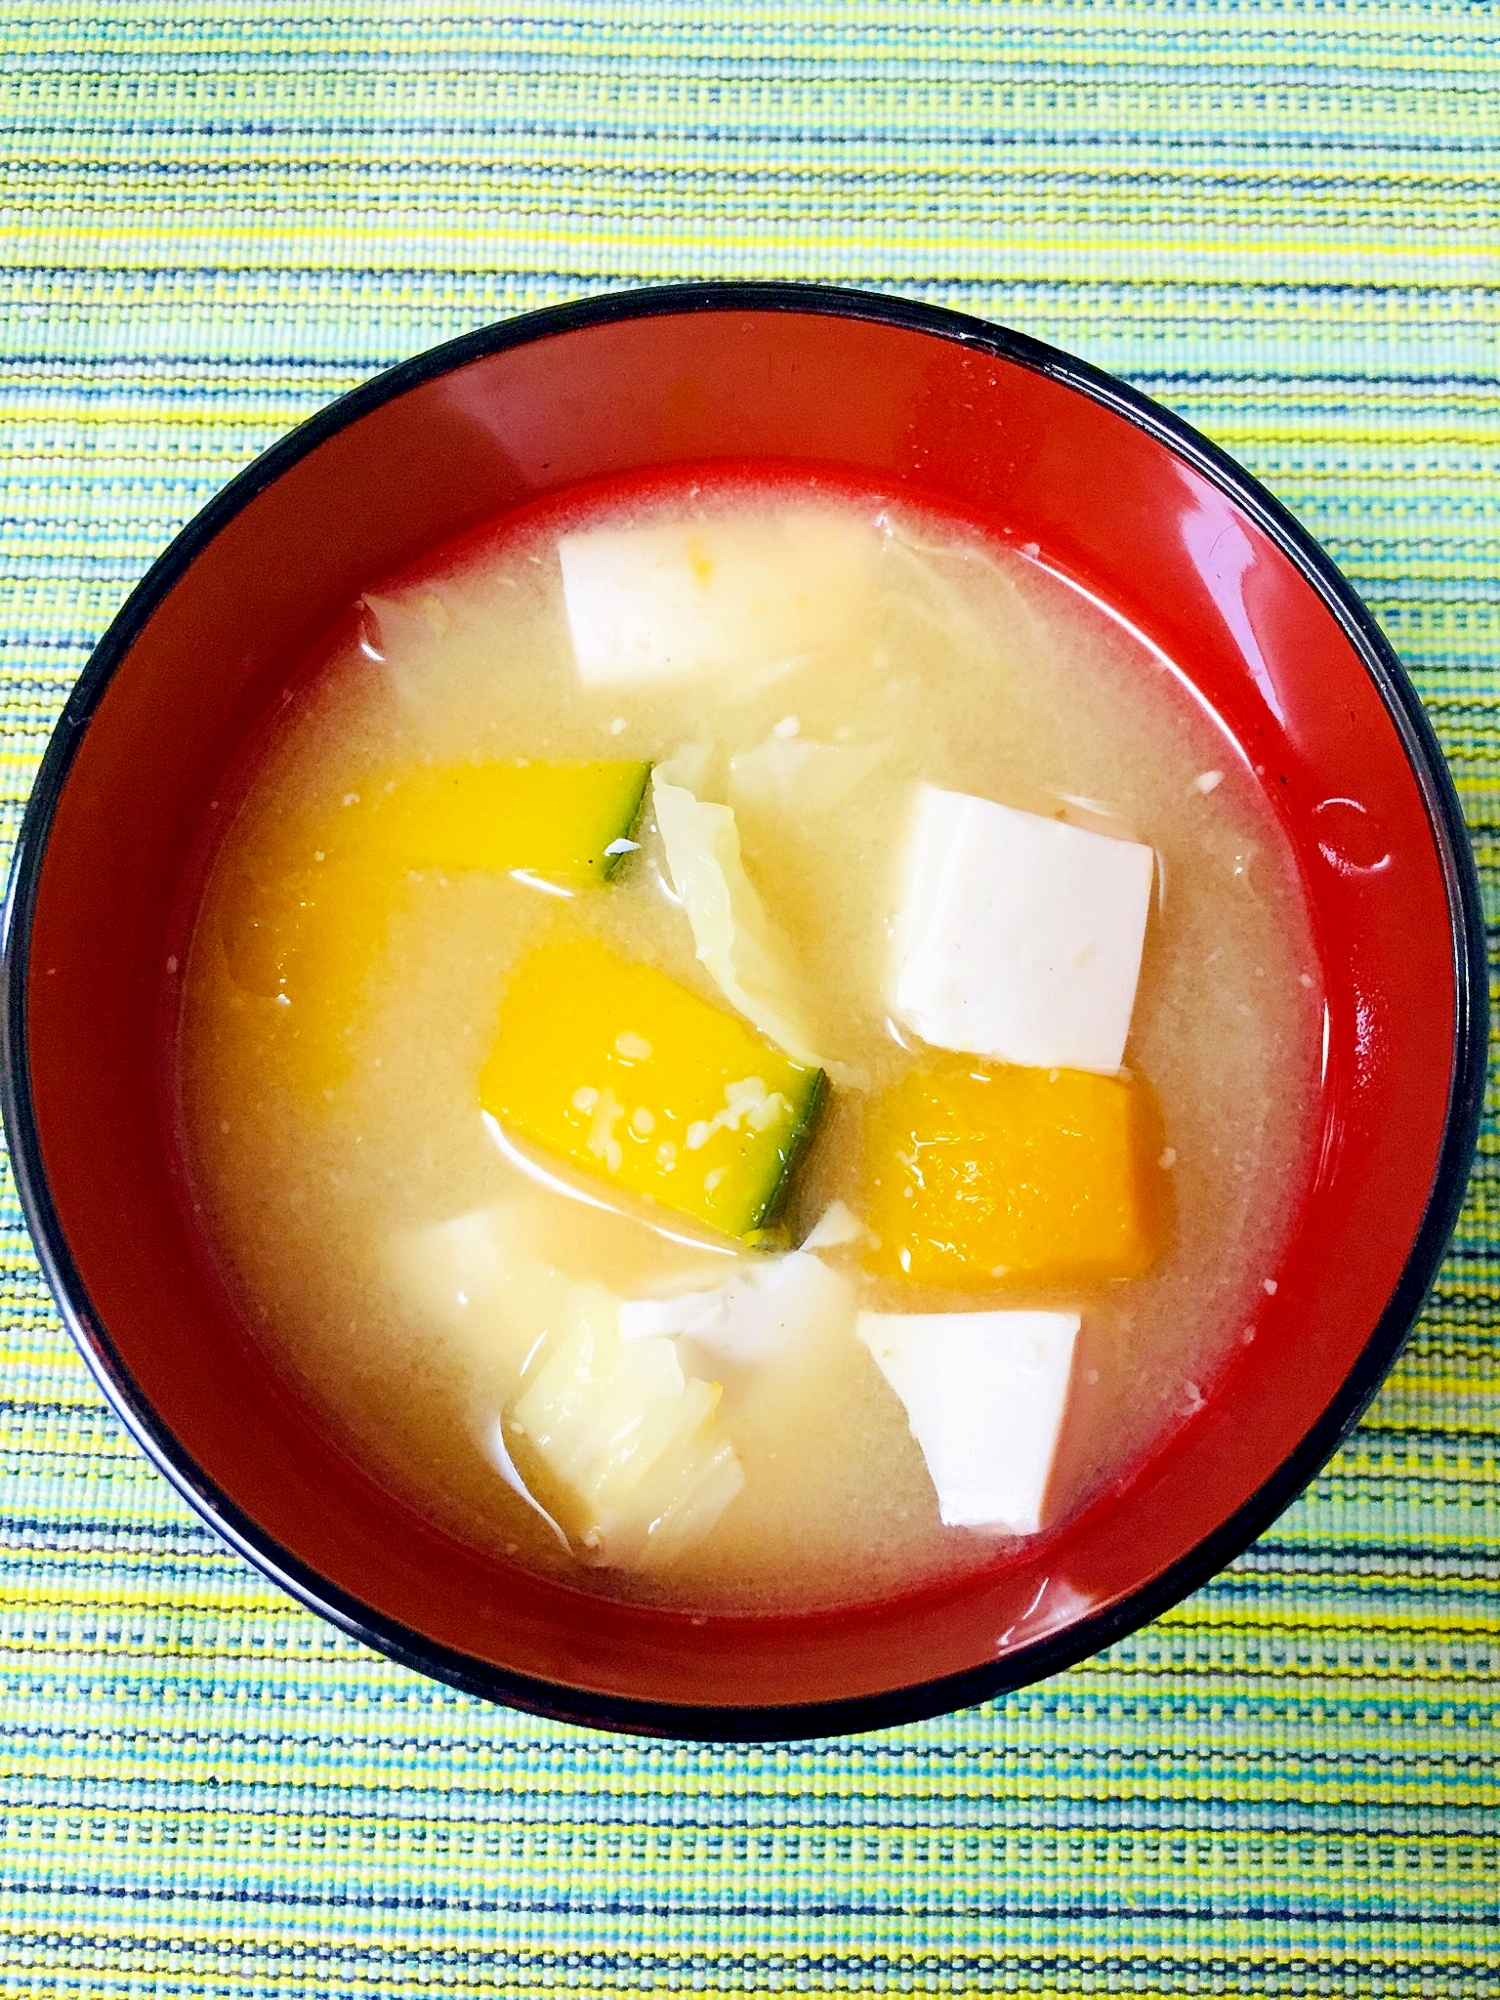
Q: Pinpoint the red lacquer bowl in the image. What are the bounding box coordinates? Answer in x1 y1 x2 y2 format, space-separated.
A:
1 286 1485 1738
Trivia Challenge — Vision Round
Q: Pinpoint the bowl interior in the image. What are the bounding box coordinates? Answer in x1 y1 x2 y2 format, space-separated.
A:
11 298 1469 1727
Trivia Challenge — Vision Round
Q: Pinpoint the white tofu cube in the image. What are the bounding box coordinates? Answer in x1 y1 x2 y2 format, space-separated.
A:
557 512 871 686
619 1250 849 1370
891 784 1154 1073
856 1308 1080 1533
800 1200 865 1250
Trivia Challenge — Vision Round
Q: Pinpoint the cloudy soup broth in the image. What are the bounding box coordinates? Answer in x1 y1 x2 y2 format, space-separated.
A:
179 471 1323 1614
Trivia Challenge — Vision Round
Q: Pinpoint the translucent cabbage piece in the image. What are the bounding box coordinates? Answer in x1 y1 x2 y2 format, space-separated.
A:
652 773 829 1074
727 735 885 821
510 1316 745 1569
387 1202 745 1569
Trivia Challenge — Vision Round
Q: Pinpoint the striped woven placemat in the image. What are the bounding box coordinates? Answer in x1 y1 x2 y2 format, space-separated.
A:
2 3 1496 1993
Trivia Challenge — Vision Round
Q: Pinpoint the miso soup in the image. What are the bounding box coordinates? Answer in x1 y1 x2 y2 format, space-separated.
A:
177 473 1323 1614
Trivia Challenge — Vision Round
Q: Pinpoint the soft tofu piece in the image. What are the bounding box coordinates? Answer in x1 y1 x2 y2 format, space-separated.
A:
621 1250 859 1486
618 1249 848 1372
387 1205 513 1328
856 1308 1080 1533
800 1199 865 1250
558 513 872 686
891 784 1155 1074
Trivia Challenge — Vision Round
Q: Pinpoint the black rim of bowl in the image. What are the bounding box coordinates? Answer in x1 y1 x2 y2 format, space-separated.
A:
1 282 1488 1742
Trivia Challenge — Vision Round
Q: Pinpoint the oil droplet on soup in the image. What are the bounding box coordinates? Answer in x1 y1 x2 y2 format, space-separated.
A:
177 476 1322 1614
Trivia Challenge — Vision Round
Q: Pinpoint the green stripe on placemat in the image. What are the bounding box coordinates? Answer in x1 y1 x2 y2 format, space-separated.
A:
1 2 1496 1995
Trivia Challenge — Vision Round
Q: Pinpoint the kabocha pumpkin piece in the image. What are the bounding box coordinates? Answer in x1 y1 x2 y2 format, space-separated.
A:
479 937 825 1241
218 850 395 1096
220 760 649 1094
864 1054 1165 1288
367 758 650 884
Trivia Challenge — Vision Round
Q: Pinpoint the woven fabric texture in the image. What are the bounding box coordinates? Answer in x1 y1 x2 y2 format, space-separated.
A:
2 2 1497 1994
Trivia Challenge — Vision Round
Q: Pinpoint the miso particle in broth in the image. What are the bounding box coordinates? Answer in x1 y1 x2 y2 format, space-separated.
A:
179 478 1323 1613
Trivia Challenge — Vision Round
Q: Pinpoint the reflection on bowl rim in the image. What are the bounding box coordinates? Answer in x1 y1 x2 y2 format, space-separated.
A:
0 283 1487 1740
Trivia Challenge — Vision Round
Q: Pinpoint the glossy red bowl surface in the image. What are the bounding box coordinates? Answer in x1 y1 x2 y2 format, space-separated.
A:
2 286 1484 1737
